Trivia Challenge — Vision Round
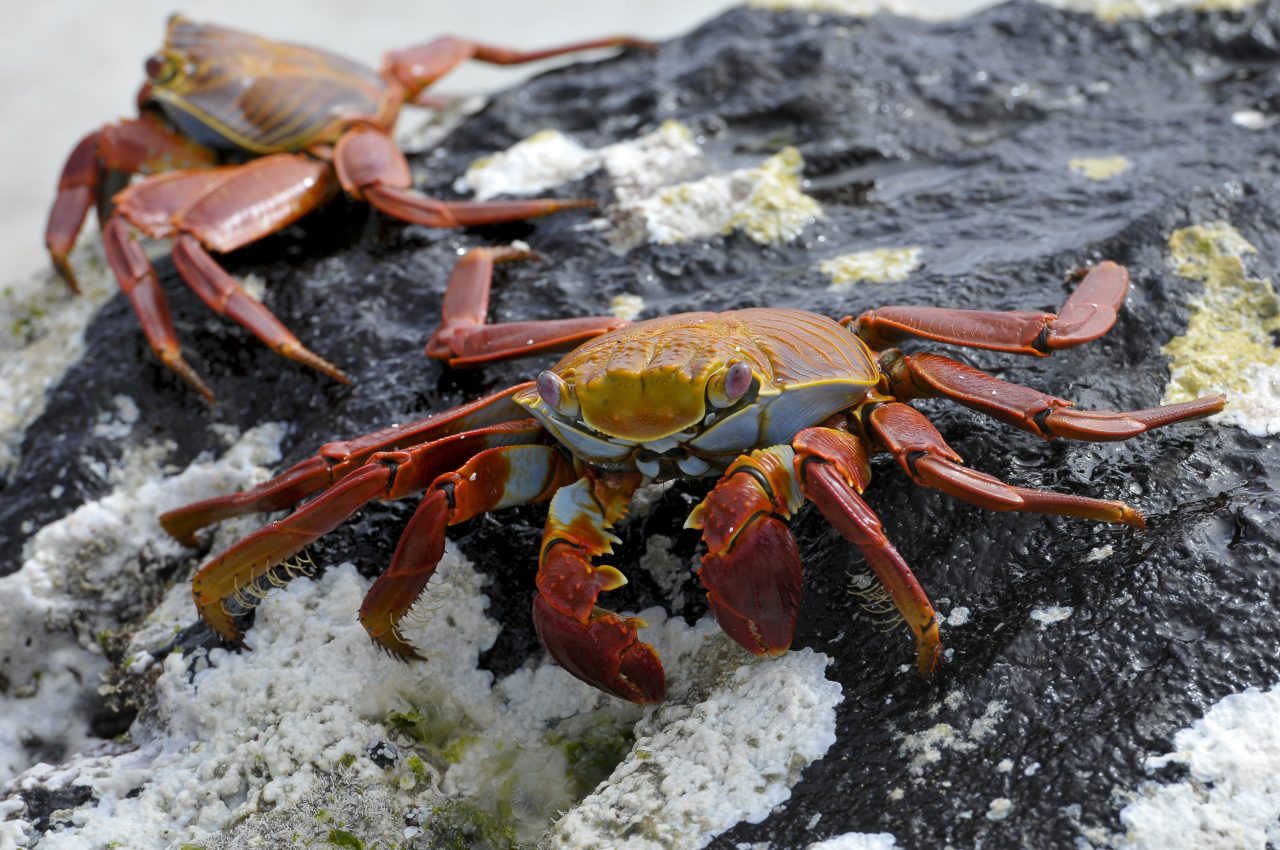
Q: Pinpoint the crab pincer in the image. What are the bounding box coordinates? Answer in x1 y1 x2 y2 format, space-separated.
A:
533 473 666 703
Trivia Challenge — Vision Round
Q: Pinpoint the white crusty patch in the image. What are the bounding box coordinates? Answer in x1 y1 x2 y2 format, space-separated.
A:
1 530 843 849
1030 606 1075 626
747 0 930 16
455 129 601 200
455 121 705 203
748 0 1262 19
455 122 823 249
804 832 900 850
898 699 1007 778
620 147 823 248
0 424 284 792
1116 684 1280 849
1048 0 1261 21
551 629 843 850
1231 110 1279 130
0 237 117 477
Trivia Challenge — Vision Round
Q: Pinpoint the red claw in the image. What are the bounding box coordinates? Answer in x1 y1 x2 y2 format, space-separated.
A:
698 515 802 657
533 596 666 703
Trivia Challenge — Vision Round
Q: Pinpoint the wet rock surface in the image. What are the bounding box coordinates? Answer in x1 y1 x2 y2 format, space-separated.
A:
2 1 1280 847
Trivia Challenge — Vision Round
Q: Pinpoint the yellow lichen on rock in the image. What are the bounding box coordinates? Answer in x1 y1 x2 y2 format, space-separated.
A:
747 0 928 18
1068 156 1132 181
610 294 646 321
1058 0 1261 23
638 147 823 246
821 247 923 289
728 147 824 244
1161 222 1280 436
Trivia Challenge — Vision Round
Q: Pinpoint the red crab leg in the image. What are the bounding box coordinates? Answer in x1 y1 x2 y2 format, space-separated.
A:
333 126 597 228
46 113 216 291
794 423 942 676
361 443 577 657
685 446 806 659
160 384 536 544
101 215 212 401
425 245 630 366
107 155 343 398
534 471 666 703
878 349 1227 440
170 235 349 383
191 434 568 649
868 402 1146 528
383 35 656 103
849 261 1129 355
46 131 100 293
170 153 339 254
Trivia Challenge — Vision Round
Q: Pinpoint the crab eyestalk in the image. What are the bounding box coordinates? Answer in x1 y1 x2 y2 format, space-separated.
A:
537 370 580 418
708 361 753 408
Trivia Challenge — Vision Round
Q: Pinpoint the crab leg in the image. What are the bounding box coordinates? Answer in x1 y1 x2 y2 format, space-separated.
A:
171 235 349 383
161 384 537 544
868 402 1146 528
361 444 577 657
106 154 345 397
878 349 1227 440
190 431 565 648
534 472 666 703
333 127 597 229
794 424 942 676
101 216 213 401
383 35 656 103
686 447 806 659
850 261 1129 355
46 132 99 293
46 113 216 291
424 245 630 367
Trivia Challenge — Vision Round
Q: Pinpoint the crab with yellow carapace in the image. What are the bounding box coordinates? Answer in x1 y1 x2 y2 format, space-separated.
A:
161 253 1224 703
46 16 652 401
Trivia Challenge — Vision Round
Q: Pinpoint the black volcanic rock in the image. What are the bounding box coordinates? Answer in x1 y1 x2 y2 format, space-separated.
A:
3 2 1280 848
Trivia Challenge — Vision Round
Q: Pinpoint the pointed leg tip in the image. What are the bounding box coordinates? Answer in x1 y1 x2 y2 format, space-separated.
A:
372 631 427 661
1122 507 1147 530
161 351 215 403
916 626 942 678
51 256 81 294
281 341 351 384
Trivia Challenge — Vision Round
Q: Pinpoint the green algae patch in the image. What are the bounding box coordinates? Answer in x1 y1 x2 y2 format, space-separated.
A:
821 247 923 289
1068 155 1131 181
545 712 637 798
1161 222 1280 436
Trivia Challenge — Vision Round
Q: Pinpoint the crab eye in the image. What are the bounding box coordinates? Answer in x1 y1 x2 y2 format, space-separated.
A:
145 53 177 84
537 371 580 418
708 360 753 408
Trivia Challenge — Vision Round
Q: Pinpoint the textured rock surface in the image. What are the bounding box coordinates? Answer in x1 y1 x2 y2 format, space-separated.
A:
2 1 1280 848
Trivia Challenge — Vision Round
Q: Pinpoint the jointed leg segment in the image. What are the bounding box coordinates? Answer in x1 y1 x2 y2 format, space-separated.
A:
850 261 1131 355
161 383 536 543
189 428 571 655
425 245 631 367
878 349 1225 441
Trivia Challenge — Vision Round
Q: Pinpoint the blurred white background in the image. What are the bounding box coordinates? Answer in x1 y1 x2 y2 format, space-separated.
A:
0 0 998 280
